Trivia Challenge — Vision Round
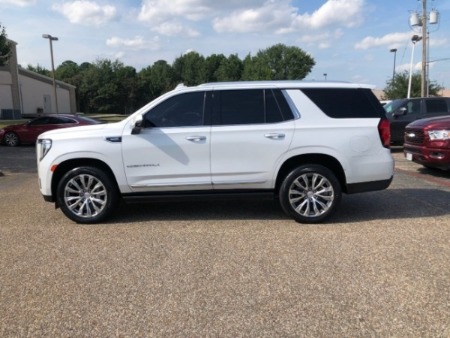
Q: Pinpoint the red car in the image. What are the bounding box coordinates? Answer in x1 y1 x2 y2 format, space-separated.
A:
404 115 450 170
0 114 101 147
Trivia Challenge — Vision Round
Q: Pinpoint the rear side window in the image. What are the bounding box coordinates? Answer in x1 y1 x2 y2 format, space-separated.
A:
426 99 448 114
212 89 294 126
301 88 385 118
53 117 77 124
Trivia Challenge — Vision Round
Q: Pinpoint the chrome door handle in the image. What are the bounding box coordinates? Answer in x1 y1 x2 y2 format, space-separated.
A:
186 136 206 142
265 133 285 140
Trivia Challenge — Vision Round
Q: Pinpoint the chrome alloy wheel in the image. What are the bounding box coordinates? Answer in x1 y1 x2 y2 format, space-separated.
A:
64 174 108 218
288 172 335 218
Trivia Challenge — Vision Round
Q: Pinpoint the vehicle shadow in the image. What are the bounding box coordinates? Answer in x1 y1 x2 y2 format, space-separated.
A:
416 166 450 179
334 188 450 223
107 188 450 224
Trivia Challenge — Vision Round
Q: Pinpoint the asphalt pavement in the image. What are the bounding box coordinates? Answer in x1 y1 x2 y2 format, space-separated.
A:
0 145 449 337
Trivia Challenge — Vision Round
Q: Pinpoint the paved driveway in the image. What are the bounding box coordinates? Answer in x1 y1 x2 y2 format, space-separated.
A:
0 145 36 174
0 146 449 337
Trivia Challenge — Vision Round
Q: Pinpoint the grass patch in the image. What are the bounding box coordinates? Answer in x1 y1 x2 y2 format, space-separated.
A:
0 120 26 128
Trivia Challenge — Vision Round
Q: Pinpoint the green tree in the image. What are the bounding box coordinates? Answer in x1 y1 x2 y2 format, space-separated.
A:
241 53 272 80
0 23 11 66
78 59 138 114
139 60 175 104
56 60 79 82
242 44 315 80
204 54 226 82
55 61 83 111
26 64 51 77
172 51 207 86
215 54 243 81
116 65 139 114
383 70 443 99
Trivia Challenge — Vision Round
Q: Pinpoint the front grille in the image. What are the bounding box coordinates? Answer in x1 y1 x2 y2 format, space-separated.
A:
404 129 425 145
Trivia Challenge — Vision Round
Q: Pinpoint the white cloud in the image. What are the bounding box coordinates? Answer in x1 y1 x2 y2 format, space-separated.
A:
396 62 422 73
355 32 413 50
0 0 35 6
152 22 200 37
106 36 160 50
213 1 294 34
298 29 344 49
138 0 210 22
429 37 449 47
213 0 364 34
293 0 364 30
52 1 117 26
137 0 365 36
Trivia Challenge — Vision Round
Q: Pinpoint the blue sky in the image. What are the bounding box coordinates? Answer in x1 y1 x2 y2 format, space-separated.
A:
1 0 450 89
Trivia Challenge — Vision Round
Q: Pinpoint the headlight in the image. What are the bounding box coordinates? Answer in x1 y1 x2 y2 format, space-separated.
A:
428 130 450 141
37 139 52 161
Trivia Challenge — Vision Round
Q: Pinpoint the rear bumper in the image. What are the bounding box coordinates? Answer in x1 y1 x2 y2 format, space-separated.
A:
346 176 393 194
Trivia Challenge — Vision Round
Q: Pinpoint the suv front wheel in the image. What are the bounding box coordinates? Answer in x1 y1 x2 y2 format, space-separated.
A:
56 166 119 224
279 165 342 223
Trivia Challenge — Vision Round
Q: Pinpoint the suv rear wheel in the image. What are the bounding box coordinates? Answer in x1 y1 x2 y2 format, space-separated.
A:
56 166 119 224
279 165 341 223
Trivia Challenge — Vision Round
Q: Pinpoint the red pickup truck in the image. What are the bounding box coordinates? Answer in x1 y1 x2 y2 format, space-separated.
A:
404 116 450 170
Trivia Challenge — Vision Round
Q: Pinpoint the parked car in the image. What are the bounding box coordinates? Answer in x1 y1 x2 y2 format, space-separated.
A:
36 81 394 224
0 114 101 147
403 115 450 170
384 97 450 144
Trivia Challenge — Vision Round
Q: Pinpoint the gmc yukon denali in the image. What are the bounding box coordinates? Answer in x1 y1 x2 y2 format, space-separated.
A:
36 81 394 224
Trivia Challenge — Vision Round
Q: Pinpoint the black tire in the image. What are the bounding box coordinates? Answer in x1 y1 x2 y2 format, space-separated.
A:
4 132 20 147
279 165 342 223
56 166 119 224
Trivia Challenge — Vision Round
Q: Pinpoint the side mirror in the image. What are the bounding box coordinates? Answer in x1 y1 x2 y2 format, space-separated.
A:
393 107 407 117
131 118 143 135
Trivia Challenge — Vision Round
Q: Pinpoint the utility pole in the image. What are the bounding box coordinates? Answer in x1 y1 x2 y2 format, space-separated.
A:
421 0 427 98
409 0 439 98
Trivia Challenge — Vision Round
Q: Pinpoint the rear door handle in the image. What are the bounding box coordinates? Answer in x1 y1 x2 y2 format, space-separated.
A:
265 133 285 140
186 136 206 142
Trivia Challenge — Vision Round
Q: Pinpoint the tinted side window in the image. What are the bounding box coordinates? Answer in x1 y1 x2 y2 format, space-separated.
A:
301 88 385 118
426 99 448 114
402 100 421 115
265 90 285 123
213 89 292 125
218 90 264 125
144 92 205 128
29 117 50 126
53 117 76 124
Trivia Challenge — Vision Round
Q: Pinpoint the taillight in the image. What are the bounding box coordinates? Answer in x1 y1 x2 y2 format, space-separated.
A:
378 118 390 148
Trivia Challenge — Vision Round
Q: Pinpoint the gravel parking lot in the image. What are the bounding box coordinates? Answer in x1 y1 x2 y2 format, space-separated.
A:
0 146 449 337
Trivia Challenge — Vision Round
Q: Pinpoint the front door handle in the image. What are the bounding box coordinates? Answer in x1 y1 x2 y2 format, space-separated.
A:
265 133 285 140
186 136 206 142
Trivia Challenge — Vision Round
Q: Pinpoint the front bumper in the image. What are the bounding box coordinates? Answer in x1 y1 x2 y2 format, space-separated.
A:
404 144 450 170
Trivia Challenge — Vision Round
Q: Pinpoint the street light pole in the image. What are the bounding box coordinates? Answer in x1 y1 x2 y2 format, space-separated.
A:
42 34 59 114
408 35 422 99
390 48 397 83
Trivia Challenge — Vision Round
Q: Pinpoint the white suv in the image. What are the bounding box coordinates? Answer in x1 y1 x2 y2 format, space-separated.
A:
37 81 394 224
